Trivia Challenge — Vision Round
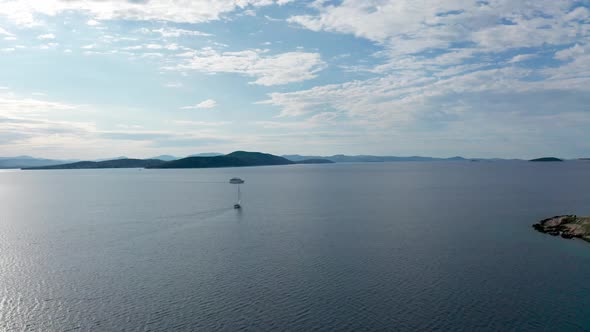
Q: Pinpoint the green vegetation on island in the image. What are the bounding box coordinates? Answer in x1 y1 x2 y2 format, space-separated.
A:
533 215 590 242
22 151 296 170
149 151 294 169
529 157 563 162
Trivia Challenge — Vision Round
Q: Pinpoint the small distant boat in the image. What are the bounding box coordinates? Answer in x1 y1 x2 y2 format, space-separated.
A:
229 178 244 184
229 178 245 208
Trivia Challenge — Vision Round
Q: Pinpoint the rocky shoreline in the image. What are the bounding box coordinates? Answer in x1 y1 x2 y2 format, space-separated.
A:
533 215 590 242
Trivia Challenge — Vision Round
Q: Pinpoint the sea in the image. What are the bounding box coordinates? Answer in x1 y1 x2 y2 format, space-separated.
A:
1 161 590 331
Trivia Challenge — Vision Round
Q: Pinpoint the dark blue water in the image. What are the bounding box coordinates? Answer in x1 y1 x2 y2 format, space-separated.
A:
1 162 590 331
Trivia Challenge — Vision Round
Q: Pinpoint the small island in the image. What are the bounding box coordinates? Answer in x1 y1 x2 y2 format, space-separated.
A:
532 215 590 242
150 151 294 169
529 157 563 162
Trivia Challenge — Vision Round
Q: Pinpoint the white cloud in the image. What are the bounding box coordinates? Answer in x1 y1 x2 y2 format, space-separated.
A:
39 42 58 49
0 90 94 150
116 124 143 130
288 0 587 60
181 99 217 109
37 33 55 40
260 58 590 124
171 48 326 86
264 15 282 22
255 112 339 129
140 27 212 38
0 26 13 36
122 43 186 52
146 44 163 49
554 44 586 61
543 49 590 90
0 90 76 116
0 0 291 26
508 54 537 63
256 60 590 157
87 19 100 26
263 0 590 155
123 45 144 51
0 0 587 158
566 6 590 21
138 52 163 58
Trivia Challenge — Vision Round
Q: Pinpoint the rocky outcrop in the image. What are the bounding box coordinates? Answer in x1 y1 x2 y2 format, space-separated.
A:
532 215 590 242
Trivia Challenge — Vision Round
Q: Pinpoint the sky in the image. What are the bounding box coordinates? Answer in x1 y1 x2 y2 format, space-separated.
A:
0 0 588 159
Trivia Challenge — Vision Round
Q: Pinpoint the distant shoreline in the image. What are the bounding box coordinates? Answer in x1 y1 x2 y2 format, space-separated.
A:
21 151 335 170
9 152 586 170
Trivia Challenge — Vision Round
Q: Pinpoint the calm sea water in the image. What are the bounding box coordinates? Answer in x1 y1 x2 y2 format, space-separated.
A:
1 162 590 331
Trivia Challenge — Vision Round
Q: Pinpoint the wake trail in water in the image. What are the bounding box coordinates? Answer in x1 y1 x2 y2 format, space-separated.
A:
160 207 234 220
103 207 236 247
179 181 228 184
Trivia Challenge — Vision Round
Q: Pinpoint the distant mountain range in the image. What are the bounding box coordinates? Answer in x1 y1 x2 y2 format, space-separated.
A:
188 152 224 157
149 155 178 161
5 152 583 170
93 156 128 162
22 151 332 170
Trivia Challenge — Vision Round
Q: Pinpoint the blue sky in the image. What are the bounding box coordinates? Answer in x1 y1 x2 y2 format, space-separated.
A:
0 0 588 159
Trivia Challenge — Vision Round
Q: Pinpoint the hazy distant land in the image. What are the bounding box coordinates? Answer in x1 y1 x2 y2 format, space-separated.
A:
23 158 167 170
0 156 78 169
22 151 334 170
4 152 579 170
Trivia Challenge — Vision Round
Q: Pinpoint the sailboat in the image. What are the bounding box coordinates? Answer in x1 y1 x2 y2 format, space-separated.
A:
229 178 244 208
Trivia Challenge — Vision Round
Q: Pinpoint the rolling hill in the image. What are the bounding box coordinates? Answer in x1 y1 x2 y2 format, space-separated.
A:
150 151 294 169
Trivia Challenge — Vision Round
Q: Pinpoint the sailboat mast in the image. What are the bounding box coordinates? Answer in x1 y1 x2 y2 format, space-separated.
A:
229 178 244 208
